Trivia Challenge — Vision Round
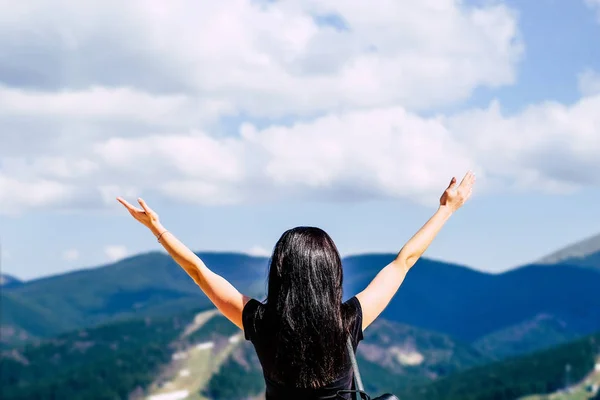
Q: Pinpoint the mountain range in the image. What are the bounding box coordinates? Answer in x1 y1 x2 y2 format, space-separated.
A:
0 273 22 288
2 233 600 399
536 232 600 269
3 233 600 354
3 304 598 400
0 252 267 344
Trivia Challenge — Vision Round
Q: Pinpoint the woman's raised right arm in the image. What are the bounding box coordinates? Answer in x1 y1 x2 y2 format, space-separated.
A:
117 197 250 330
356 171 475 331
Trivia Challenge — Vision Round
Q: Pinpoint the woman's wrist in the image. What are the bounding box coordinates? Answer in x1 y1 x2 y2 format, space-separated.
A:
149 221 166 238
437 205 454 217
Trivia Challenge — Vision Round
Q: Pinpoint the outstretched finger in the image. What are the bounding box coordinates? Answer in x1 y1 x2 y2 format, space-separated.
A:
117 197 142 213
468 172 476 186
447 177 457 190
459 171 475 188
138 198 151 214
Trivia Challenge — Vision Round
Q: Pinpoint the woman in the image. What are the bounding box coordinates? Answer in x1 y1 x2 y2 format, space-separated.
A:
117 171 475 399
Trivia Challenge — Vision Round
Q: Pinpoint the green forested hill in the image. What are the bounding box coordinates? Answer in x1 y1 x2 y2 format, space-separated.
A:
5 249 600 360
1 309 489 400
0 309 200 400
3 304 599 400
1 251 268 344
395 332 600 400
202 315 491 399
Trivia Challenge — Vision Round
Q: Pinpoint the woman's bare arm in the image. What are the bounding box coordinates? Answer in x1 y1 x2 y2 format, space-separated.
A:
117 197 249 330
355 206 453 330
356 172 475 331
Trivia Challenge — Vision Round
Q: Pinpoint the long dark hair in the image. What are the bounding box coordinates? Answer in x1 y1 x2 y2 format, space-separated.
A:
264 226 352 388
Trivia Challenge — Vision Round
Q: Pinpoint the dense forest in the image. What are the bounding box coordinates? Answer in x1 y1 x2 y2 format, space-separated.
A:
0 309 200 400
204 357 265 399
2 301 599 400
395 332 600 400
199 330 600 400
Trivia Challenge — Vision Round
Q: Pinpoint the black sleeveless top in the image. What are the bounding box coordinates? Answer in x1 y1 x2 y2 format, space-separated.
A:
242 296 364 400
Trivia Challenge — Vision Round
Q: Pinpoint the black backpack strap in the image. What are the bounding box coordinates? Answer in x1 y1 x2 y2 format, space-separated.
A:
346 337 364 392
341 337 399 400
347 337 369 400
328 337 371 400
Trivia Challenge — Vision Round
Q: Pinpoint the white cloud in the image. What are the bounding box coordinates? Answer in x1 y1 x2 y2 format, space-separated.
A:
0 173 74 216
89 108 475 207
0 0 522 215
578 69 600 96
446 95 600 191
2 92 600 214
247 246 272 258
0 0 521 117
0 85 232 131
242 107 475 204
63 249 80 261
0 1 597 215
104 245 128 262
1 156 98 180
91 93 600 206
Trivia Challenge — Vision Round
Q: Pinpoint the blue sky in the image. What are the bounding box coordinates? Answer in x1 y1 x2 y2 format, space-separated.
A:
1 0 599 280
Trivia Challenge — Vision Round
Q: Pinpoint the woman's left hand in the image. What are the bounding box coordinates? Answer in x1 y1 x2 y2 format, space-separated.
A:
117 197 160 230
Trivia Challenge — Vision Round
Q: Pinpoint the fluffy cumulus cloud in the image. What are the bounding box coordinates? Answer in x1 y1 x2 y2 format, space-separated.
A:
104 245 128 262
446 96 600 192
0 0 522 115
247 246 272 258
0 0 597 215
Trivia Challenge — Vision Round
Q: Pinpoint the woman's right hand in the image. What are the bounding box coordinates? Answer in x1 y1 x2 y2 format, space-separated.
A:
117 197 161 231
439 171 475 212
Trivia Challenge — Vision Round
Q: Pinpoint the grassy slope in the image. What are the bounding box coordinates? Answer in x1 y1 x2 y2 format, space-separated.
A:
144 312 246 400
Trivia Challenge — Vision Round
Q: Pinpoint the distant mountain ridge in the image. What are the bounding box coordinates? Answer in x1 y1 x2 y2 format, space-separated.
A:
473 313 578 359
0 251 269 344
536 233 600 268
0 274 22 288
2 239 600 357
343 255 600 342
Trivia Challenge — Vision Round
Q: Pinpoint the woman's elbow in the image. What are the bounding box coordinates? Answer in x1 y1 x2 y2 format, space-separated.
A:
392 256 413 273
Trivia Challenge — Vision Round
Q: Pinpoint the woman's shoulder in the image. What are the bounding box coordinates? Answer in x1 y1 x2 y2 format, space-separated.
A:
242 298 266 341
244 298 264 312
343 296 364 347
343 295 362 314
243 298 266 323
